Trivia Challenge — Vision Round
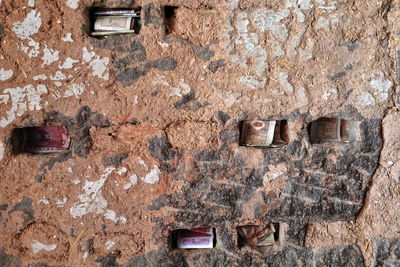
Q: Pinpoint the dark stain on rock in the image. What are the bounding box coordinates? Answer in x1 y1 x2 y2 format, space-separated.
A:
372 238 400 266
143 3 162 27
86 238 94 256
0 204 8 211
27 263 69 267
168 36 215 61
116 67 147 87
46 106 110 159
314 244 365 267
344 41 361 52
329 64 355 81
116 57 177 87
8 197 35 226
0 247 21 267
149 136 180 161
95 253 119 267
93 36 177 87
330 71 346 81
0 24 5 38
209 59 226 73
101 153 129 166
145 57 177 71
39 152 72 174
193 149 221 161
173 89 210 111
28 107 111 181
191 45 215 62
113 40 147 64
216 110 230 126
91 35 137 52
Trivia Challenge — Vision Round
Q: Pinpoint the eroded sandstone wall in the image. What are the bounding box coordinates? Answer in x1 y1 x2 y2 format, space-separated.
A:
0 0 399 266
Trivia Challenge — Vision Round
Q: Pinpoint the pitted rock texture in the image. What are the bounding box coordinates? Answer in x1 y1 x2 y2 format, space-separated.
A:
0 0 399 266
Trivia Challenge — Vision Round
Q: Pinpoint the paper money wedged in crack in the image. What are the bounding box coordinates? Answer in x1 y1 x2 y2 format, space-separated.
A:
310 118 361 143
94 16 133 31
91 8 140 36
21 126 70 153
237 224 277 246
176 227 214 249
240 120 287 147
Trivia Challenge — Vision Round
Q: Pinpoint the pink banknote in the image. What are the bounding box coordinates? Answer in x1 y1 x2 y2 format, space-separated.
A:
21 126 71 153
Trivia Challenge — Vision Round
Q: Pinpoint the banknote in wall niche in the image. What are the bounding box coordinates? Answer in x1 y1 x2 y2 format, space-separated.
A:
91 8 141 37
237 224 278 247
21 126 71 153
309 118 361 144
240 120 288 148
175 227 215 249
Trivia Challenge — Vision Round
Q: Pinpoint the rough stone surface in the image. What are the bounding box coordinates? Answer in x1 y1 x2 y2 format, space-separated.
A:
0 0 399 266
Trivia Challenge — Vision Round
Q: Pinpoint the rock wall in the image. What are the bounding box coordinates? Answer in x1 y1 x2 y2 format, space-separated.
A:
0 0 399 266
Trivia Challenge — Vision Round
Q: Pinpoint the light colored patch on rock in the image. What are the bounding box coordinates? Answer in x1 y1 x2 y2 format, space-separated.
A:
157 41 170 47
124 174 138 190
12 10 41 40
361 92 376 106
152 75 170 87
63 83 85 98
62 33 73 42
240 76 265 89
13 11 42 57
50 71 66 81
19 38 40 58
89 57 109 80
142 165 160 184
138 157 148 169
0 94 9 104
296 86 309 106
56 197 68 207
82 48 109 80
82 47 95 62
171 79 191 97
0 142 4 161
370 72 393 102
38 198 49 204
0 68 13 81
70 167 127 223
42 46 59 66
59 57 79 69
105 240 115 250
70 167 113 218
316 14 340 30
33 74 47 80
279 72 294 93
218 90 241 106
116 167 127 175
66 0 79 9
28 0 35 7
31 240 57 254
104 210 126 223
251 8 290 40
322 88 338 100
0 84 47 127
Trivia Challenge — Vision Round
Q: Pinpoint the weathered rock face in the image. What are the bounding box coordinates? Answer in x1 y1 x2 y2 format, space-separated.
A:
0 0 399 266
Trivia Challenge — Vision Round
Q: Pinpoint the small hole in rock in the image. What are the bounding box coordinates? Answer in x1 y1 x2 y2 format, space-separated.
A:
164 6 178 34
237 223 279 248
11 126 71 154
170 227 216 250
240 120 289 148
308 118 361 144
89 7 142 38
